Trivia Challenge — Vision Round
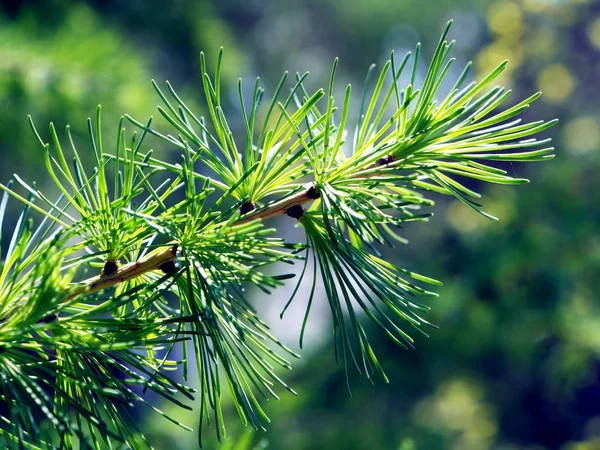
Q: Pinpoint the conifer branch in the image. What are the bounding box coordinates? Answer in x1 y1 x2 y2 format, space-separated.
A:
69 155 397 298
65 244 180 300
0 21 557 448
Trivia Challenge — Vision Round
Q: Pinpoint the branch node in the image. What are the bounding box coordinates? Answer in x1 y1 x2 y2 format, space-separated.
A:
160 260 178 275
307 185 320 199
160 244 180 275
285 204 305 220
377 155 394 166
102 260 120 276
37 313 58 324
240 201 256 215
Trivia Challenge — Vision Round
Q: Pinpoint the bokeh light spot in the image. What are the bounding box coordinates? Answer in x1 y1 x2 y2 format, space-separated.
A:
476 41 522 85
487 2 524 40
522 0 549 13
526 26 557 60
587 18 600 50
562 116 600 154
447 202 481 234
537 63 575 104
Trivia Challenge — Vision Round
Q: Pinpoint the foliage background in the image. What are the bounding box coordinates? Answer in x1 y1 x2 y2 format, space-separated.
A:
0 0 598 449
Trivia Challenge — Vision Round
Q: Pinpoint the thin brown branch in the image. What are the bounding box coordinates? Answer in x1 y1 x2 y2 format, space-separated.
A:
67 184 320 299
236 183 319 225
66 244 180 300
67 155 394 299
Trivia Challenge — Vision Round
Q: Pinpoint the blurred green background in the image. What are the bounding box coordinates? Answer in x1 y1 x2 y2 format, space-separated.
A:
1 0 599 449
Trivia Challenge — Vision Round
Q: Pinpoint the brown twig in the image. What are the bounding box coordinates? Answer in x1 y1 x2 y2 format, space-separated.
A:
66 244 180 300
236 183 320 225
68 155 394 299
67 183 320 299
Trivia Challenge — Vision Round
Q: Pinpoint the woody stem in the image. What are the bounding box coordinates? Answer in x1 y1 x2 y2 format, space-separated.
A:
69 156 394 299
